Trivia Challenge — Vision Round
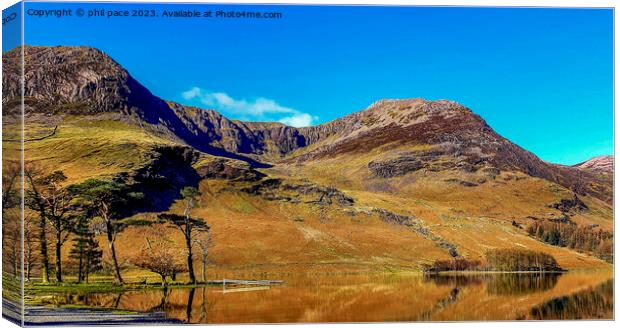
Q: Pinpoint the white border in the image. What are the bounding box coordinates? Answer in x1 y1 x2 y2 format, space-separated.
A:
0 1 617 328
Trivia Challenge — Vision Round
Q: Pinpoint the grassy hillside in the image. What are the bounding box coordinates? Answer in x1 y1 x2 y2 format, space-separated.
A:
4 113 612 282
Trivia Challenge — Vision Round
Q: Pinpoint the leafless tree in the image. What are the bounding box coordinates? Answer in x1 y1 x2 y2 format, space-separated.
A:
24 212 40 282
131 228 184 287
194 231 213 283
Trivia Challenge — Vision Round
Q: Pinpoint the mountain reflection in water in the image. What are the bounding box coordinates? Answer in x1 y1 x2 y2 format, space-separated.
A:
36 271 612 323
524 279 613 320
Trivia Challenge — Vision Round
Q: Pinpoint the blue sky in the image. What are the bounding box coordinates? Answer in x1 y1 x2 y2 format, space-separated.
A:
13 2 614 165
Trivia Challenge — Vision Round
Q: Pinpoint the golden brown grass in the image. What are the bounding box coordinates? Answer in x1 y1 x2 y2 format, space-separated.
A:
5 115 612 277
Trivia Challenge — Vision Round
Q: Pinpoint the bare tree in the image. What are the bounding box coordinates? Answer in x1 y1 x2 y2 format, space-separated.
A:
24 212 40 282
131 228 184 287
2 209 22 277
2 162 21 279
194 231 213 283
2 161 20 211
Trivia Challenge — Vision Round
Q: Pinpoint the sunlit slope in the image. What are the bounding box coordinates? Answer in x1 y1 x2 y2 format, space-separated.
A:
271 149 612 270
114 179 449 273
5 114 612 272
2 115 175 183
110 173 609 274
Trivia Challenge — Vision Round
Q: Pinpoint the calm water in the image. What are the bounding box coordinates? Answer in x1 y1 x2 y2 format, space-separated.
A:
39 271 613 323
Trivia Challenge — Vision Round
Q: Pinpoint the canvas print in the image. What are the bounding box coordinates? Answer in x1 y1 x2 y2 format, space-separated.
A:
1 1 614 325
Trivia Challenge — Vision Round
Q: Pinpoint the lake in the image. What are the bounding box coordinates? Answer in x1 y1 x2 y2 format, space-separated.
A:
34 270 613 323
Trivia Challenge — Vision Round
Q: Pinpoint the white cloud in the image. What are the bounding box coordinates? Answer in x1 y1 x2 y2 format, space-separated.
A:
181 87 317 127
181 87 201 100
278 113 317 128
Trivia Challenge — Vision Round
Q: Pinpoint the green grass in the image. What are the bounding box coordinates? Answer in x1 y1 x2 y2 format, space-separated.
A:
2 274 23 303
10 115 176 183
25 281 219 296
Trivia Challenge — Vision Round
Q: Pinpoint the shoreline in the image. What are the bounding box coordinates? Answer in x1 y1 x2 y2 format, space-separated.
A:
21 268 615 295
2 297 182 325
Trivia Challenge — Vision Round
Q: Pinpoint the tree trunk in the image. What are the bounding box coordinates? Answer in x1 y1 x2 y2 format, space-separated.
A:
25 242 32 282
55 227 63 283
85 257 90 283
186 288 195 322
12 249 18 277
160 274 167 287
39 216 50 283
25 256 31 282
77 251 83 283
201 259 206 283
106 221 123 285
185 231 196 284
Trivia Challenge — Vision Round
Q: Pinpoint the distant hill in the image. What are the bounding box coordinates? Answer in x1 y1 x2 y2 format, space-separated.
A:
574 155 614 174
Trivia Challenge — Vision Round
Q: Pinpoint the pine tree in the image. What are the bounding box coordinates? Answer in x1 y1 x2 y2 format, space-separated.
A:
69 217 102 283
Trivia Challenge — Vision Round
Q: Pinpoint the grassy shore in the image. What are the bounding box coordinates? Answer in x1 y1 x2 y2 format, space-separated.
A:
25 281 219 296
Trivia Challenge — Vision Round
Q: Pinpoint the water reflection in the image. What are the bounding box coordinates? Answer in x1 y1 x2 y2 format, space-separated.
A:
486 273 561 296
423 273 487 287
525 279 613 320
36 271 613 323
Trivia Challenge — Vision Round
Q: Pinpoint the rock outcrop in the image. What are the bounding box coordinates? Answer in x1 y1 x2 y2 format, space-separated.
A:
241 179 354 206
549 194 589 213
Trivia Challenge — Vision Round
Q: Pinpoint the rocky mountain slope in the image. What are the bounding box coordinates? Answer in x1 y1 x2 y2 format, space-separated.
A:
574 155 614 174
2 46 614 272
3 46 612 203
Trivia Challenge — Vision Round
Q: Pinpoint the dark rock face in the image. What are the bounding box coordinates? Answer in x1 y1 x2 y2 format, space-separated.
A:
368 156 424 178
241 179 354 206
445 179 478 187
548 215 575 224
195 158 265 182
3 46 164 120
169 105 310 160
373 208 424 228
367 147 502 178
549 194 589 213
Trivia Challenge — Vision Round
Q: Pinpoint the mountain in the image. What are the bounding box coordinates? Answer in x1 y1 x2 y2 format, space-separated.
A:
2 46 613 273
574 155 614 174
3 46 612 203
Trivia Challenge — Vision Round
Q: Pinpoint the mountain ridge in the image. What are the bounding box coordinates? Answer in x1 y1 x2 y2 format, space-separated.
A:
2 45 613 204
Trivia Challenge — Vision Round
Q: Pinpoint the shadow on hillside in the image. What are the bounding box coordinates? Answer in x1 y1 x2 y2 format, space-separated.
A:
116 145 201 213
126 77 272 169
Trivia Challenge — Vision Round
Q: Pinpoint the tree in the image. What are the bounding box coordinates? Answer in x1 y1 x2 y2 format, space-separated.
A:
527 220 613 262
3 209 21 277
69 215 103 283
195 231 213 283
2 161 20 211
132 228 184 287
484 249 560 271
24 212 39 282
25 169 76 283
69 179 142 285
159 186 209 285
3 163 22 279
